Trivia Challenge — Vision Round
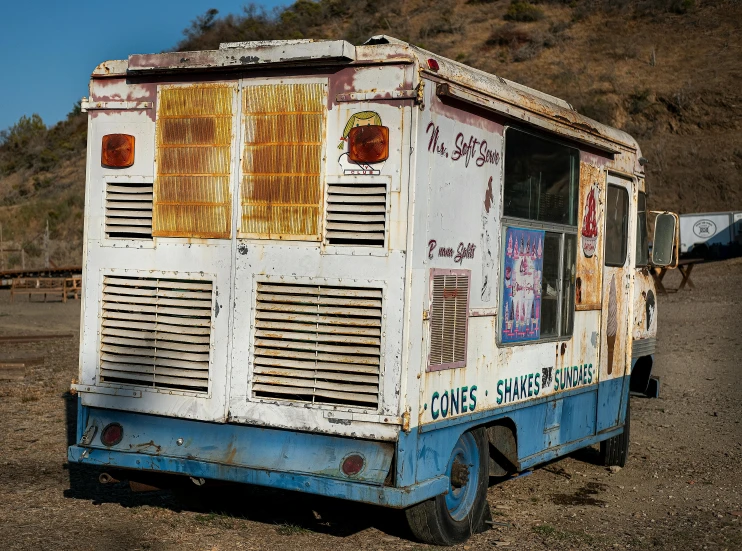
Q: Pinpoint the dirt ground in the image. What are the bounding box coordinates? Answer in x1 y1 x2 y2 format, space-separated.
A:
1 259 740 551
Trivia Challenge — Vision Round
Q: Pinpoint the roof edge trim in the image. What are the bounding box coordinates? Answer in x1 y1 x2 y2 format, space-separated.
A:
127 40 356 73
437 83 626 154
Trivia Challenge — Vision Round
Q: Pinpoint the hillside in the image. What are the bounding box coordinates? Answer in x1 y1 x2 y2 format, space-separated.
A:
1 0 740 270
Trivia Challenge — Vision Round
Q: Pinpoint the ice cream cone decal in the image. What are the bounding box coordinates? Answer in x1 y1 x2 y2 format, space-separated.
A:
582 184 599 257
606 274 618 375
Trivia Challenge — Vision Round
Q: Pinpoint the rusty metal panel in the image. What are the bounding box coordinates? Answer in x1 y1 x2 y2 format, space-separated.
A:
575 163 605 310
240 82 326 240
153 84 234 239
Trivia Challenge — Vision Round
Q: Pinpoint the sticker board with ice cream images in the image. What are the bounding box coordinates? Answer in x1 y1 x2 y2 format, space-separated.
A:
501 227 545 343
575 163 605 309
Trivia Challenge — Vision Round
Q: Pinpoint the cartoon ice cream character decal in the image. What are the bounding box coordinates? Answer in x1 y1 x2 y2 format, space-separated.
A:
582 184 599 257
606 274 618 374
646 289 656 331
338 111 385 175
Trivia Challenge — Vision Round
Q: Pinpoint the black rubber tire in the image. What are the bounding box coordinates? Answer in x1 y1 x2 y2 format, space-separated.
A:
601 397 630 467
405 427 490 545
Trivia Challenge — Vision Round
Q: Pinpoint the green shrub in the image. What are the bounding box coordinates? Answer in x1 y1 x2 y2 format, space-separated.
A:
628 89 653 115
669 0 694 14
486 24 534 46
504 1 545 22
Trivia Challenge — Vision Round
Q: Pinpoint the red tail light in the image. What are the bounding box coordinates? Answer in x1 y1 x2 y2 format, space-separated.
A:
100 423 124 446
348 125 389 163
341 453 365 476
102 134 135 168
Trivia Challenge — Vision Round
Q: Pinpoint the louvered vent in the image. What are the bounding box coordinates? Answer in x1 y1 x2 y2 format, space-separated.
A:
252 282 382 409
105 182 153 238
429 271 470 371
325 182 387 246
99 275 213 393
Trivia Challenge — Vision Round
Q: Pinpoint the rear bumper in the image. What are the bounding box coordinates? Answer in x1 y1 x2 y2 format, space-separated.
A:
67 445 446 508
67 407 448 508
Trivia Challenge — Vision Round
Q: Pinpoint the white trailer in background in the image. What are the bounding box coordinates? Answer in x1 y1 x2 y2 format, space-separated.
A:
679 211 742 259
68 36 678 545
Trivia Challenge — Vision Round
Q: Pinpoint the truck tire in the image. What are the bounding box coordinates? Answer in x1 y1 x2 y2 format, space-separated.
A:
600 397 630 467
405 427 490 545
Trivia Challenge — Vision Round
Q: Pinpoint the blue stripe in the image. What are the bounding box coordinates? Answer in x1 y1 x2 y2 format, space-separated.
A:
79 408 395 485
67 445 447 508
518 426 623 469
410 376 629 484
418 383 601 434
68 377 630 508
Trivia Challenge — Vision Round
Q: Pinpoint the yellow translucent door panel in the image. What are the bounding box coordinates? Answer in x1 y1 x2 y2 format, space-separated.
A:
154 84 234 239
240 82 326 240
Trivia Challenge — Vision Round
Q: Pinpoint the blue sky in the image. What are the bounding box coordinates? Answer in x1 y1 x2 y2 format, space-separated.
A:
0 1 291 132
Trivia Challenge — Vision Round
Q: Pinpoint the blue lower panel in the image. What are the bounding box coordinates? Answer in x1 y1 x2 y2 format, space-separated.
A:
597 376 628 431
411 377 629 485
80 408 393 485
68 445 448 508
70 377 630 509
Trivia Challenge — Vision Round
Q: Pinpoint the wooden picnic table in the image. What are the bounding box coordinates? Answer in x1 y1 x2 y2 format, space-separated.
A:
651 258 702 295
10 275 82 303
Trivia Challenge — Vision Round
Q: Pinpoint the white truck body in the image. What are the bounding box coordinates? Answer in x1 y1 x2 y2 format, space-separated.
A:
69 37 659 524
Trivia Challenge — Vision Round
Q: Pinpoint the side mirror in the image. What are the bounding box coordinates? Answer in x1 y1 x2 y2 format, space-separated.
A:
651 212 679 267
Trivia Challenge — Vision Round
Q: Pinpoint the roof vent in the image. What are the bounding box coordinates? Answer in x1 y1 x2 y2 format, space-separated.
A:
362 35 407 46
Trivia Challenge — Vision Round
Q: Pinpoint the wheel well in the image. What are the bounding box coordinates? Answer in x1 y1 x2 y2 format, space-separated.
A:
630 355 654 394
483 418 519 476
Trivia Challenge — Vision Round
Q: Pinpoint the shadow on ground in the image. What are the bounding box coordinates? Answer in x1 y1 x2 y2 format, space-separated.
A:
62 390 412 540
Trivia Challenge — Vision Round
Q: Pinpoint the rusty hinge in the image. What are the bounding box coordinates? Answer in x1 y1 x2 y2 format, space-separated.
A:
415 79 425 108
402 409 411 433
335 89 418 102
422 309 430 320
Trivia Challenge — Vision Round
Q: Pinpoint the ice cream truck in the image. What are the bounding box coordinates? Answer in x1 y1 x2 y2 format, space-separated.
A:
630 178 662 399
68 36 678 545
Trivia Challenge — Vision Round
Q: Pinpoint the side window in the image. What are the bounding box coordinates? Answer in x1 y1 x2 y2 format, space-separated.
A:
503 129 579 225
605 185 629 267
635 191 649 266
500 129 579 344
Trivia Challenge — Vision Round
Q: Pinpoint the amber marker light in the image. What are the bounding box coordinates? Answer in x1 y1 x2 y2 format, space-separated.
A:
348 125 389 164
102 134 135 168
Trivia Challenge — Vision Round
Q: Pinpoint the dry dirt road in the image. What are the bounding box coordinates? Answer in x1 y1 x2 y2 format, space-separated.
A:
1 259 740 551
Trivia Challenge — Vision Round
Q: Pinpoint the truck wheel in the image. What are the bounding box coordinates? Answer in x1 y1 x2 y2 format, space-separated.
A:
600 397 630 467
405 427 490 545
